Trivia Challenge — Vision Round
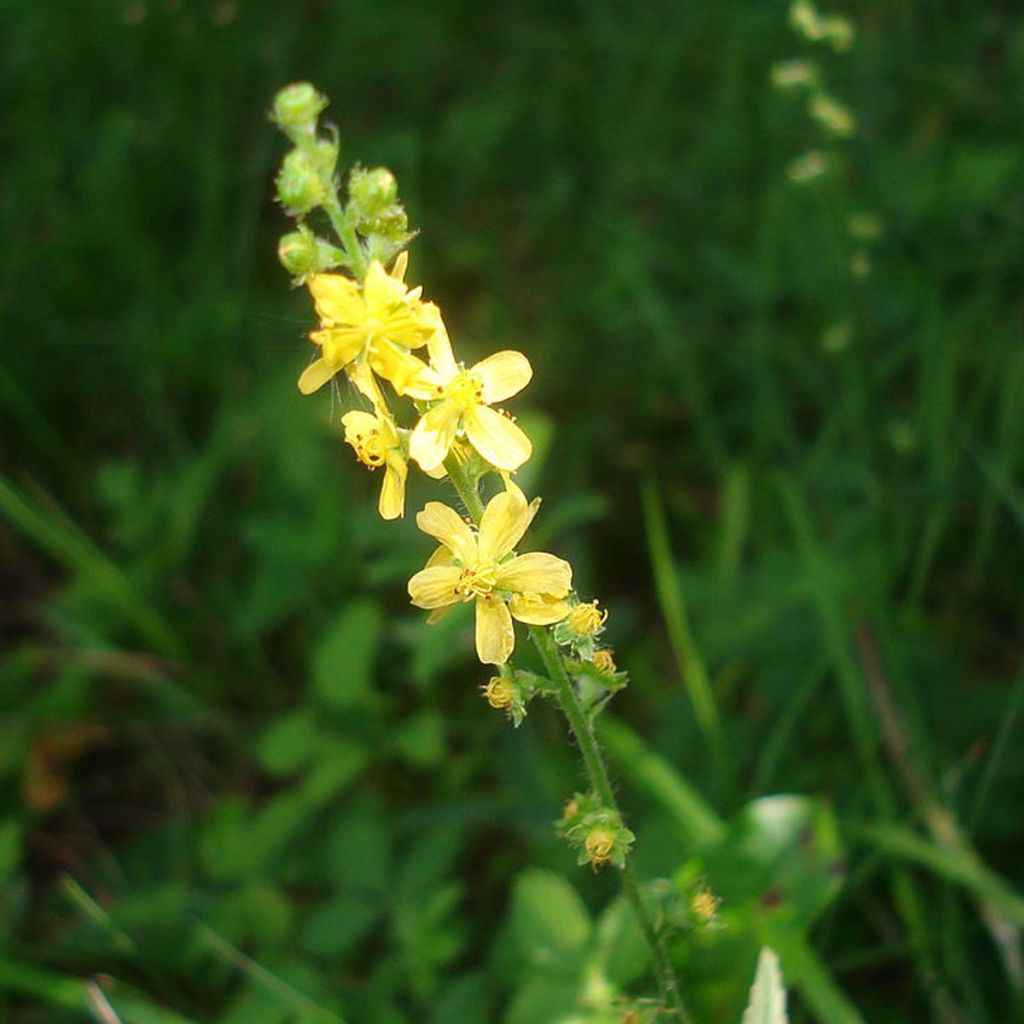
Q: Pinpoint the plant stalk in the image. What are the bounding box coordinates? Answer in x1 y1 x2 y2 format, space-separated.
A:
443 454 688 1021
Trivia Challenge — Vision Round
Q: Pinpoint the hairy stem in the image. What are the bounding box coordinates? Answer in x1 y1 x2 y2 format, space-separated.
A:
322 194 367 281
442 454 688 1021
530 625 688 1022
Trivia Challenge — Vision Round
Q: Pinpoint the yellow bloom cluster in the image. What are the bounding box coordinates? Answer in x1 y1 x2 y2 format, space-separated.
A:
296 246 602 666
298 253 532 521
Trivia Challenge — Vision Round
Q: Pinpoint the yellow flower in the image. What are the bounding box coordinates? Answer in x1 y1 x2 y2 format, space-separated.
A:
341 407 408 520
298 254 436 397
591 649 616 673
405 329 533 473
407 484 571 664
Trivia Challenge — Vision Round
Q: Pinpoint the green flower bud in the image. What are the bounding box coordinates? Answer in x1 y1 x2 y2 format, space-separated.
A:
278 227 347 278
271 82 327 131
276 149 325 215
349 166 399 215
555 793 634 870
277 230 319 275
315 137 340 178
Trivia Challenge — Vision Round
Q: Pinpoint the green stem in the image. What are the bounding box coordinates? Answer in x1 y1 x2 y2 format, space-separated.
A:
442 456 687 1021
530 625 689 1023
291 125 368 281
323 194 367 280
443 452 486 521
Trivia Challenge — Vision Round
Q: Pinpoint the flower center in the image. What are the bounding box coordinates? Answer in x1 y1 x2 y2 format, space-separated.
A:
443 371 484 410
453 560 498 599
349 427 387 468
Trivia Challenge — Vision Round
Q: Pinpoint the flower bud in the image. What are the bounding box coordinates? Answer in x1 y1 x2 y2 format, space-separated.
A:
567 600 607 637
349 166 399 216
585 827 617 868
315 137 339 178
271 82 327 132
591 649 616 673
276 149 325 215
690 886 721 925
277 230 319 276
481 675 513 710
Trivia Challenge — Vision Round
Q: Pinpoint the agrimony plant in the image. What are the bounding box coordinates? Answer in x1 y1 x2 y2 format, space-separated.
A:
270 81 687 1020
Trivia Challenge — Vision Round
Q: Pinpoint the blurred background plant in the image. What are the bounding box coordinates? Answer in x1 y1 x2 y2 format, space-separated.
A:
2 1 1023 1022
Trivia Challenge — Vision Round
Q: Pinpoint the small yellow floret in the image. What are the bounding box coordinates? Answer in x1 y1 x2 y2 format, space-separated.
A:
585 827 617 869
567 600 607 636
481 676 513 710
591 649 616 673
691 887 721 923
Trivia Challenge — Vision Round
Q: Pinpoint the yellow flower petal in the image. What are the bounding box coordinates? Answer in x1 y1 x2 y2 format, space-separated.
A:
415 502 477 564
463 405 532 470
477 487 539 562
307 273 364 324
475 595 515 665
401 364 448 401
363 260 408 314
472 350 533 404
408 565 462 609
297 357 337 395
369 342 430 395
425 545 454 568
426 323 459 380
410 401 461 472
509 593 572 625
392 251 409 282
341 409 379 439
426 604 456 625
494 552 572 596
379 453 407 520
346 361 387 406
316 327 368 369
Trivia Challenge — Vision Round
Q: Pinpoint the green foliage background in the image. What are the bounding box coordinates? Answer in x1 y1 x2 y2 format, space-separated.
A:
2 2 1023 1021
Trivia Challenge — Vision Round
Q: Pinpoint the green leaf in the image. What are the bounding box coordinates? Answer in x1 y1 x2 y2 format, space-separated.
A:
742 948 788 1024
705 795 844 932
505 977 581 1024
393 710 446 767
510 870 592 973
258 709 320 776
302 896 383 959
313 599 383 710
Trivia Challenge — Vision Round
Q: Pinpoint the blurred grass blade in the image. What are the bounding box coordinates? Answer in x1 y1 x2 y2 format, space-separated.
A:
598 716 724 848
969 441 1024 529
775 474 890 811
195 924 346 1022
770 932 866 1024
969 670 1024 830
0 956 199 1023
716 462 750 585
640 476 724 768
742 948 788 1024
0 475 182 659
849 821 1024 927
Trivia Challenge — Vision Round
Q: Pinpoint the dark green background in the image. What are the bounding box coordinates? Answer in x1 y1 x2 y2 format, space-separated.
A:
2 2 1023 1021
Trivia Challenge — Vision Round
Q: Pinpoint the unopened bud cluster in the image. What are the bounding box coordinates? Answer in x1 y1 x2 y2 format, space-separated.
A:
269 82 412 280
557 792 635 870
